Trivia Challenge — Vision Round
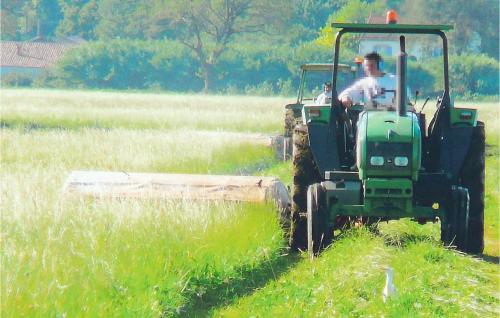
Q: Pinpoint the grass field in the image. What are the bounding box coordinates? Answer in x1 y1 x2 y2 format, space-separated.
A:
1 89 498 317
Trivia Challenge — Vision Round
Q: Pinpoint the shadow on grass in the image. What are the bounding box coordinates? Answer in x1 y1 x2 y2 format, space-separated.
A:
377 224 500 264
0 120 109 132
177 250 301 317
479 254 499 264
485 143 499 157
380 231 436 248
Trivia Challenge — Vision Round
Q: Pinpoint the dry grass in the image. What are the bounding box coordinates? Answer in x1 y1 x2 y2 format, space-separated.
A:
0 88 287 133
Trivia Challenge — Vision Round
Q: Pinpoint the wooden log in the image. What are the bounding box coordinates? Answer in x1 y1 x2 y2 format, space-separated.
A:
62 171 290 210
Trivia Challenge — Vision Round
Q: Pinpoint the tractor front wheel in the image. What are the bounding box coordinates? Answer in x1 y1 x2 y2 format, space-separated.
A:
307 183 332 257
441 186 470 252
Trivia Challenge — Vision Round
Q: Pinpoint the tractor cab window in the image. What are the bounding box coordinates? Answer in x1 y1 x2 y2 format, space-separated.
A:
336 33 447 111
300 65 356 104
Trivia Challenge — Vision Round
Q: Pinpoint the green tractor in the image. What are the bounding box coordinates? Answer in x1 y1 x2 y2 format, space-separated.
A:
283 63 359 160
286 21 485 257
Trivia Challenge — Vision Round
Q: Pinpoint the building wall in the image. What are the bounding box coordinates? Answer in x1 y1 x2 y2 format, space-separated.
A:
359 41 423 59
359 41 399 57
0 66 42 76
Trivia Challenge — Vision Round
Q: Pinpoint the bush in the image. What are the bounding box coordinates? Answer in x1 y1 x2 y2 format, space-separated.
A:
216 43 295 93
425 54 499 96
407 61 435 97
244 81 276 96
48 39 498 97
55 39 201 91
1 72 34 87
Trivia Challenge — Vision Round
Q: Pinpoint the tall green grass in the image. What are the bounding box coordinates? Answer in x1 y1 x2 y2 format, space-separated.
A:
215 228 499 317
215 102 500 317
1 125 283 316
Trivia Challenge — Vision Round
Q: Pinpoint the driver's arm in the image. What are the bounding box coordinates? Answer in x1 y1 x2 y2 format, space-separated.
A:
340 95 353 107
339 79 365 108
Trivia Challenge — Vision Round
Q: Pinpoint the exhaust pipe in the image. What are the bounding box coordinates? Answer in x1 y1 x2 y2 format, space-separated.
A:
397 36 407 116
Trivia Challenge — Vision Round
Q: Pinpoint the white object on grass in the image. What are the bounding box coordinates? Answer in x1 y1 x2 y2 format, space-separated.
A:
383 267 397 303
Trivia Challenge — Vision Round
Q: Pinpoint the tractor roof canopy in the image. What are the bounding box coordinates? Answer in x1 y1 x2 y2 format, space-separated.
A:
301 63 352 72
331 23 453 34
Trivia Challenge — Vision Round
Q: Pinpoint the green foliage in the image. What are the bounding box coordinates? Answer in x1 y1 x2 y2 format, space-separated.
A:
407 61 435 96
316 0 386 50
0 72 35 87
1 0 63 40
4 0 498 97
95 0 151 39
55 39 201 90
401 0 499 59
424 54 499 97
56 0 100 39
53 39 304 94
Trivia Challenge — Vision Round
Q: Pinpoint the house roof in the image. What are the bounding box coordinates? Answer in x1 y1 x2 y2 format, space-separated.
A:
0 41 80 68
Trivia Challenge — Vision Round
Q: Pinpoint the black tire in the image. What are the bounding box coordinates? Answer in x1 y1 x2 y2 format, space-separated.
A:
284 109 295 138
458 122 485 254
283 109 295 161
307 183 332 257
289 124 321 251
441 186 470 252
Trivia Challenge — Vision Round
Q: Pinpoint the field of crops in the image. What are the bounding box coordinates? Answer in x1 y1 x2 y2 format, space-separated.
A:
1 88 498 317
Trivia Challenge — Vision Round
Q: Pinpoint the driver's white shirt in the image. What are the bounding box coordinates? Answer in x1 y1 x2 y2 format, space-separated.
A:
316 90 332 104
339 73 410 107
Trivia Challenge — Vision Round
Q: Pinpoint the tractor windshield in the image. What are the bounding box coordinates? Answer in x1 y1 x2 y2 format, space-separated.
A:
300 64 356 103
331 23 452 109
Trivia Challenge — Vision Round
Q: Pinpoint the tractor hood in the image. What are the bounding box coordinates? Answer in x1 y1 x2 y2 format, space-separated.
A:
357 111 421 180
365 111 413 143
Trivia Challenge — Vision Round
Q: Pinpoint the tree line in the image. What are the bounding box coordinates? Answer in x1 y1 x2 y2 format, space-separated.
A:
1 0 498 96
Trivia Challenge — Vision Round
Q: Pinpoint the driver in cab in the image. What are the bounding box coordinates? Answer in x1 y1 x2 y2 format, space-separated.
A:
339 52 414 111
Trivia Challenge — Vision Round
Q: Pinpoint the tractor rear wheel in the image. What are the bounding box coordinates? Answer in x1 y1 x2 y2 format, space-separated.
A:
307 183 332 257
441 186 470 252
289 123 321 251
284 109 295 138
283 109 295 160
458 122 485 254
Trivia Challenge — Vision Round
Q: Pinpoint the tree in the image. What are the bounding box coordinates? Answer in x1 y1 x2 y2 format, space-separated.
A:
95 0 152 39
56 0 100 40
36 0 63 38
316 0 386 52
150 0 291 93
401 0 499 59
1 0 62 40
0 1 22 39
286 0 349 43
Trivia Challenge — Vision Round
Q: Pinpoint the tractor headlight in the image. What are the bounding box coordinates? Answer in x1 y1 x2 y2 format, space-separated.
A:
370 156 385 166
394 156 409 167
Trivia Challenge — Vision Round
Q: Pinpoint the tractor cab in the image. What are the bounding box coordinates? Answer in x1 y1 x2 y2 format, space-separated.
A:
283 63 356 160
285 63 355 123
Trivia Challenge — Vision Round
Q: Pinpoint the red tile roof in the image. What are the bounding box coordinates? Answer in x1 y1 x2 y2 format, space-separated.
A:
1 41 79 68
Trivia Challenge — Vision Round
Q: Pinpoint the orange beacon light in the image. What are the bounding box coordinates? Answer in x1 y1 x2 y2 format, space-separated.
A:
386 10 398 24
